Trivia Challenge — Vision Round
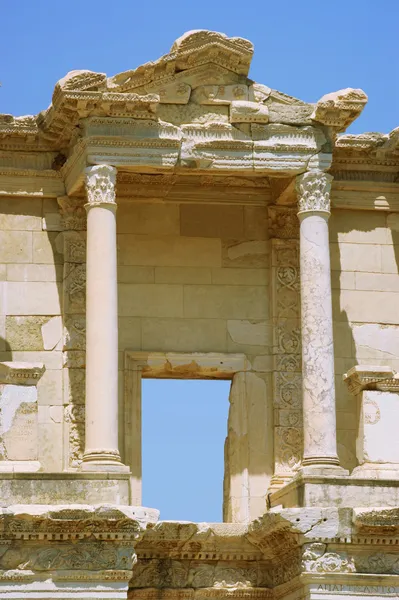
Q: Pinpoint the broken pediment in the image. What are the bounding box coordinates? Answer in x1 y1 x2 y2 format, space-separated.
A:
0 29 375 179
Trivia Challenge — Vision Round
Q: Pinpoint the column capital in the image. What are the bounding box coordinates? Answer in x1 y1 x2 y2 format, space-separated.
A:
84 165 117 208
296 171 333 216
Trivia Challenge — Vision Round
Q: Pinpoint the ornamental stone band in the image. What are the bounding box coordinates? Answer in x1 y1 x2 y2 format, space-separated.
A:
295 171 341 469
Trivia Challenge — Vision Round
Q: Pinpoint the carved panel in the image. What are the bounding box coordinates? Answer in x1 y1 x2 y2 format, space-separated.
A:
60 214 87 469
269 237 302 489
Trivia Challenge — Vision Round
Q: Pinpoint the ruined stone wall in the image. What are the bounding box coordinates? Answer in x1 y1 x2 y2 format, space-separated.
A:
0 196 63 471
331 208 399 471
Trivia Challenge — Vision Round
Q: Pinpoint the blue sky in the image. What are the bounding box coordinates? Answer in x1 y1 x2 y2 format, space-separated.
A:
142 380 230 522
2 1 398 521
1 0 398 134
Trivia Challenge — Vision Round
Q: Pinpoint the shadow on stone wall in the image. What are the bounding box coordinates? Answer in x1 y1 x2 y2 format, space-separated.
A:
330 209 399 473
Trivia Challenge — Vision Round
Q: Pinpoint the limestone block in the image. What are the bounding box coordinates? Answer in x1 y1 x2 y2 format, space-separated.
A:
0 265 6 281
336 290 399 325
352 323 399 361
330 243 381 273
6 316 50 351
227 320 271 347
381 245 399 274
387 212 399 234
141 317 227 352
180 204 244 239
268 103 313 124
331 270 355 290
329 210 389 244
7 263 63 282
116 203 180 235
337 429 357 471
244 206 269 240
43 198 59 214
0 317 5 352
222 240 269 268
336 410 357 430
7 351 62 370
118 266 155 283
251 355 273 372
42 212 62 231
333 321 353 358
6 282 61 316
230 100 269 123
37 369 63 405
154 266 212 284
224 371 273 522
33 231 64 264
0 384 38 461
41 316 62 350
0 231 32 263
118 317 141 349
0 197 41 230
356 272 399 292
212 267 269 285
38 419 63 471
184 285 268 319
117 234 222 267
119 284 184 317
357 390 399 464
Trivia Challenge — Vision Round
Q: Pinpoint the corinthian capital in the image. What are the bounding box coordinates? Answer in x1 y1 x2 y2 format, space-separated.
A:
296 171 333 215
85 165 117 207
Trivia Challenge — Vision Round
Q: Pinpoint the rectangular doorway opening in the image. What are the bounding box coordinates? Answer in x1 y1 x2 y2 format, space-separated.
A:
142 378 231 522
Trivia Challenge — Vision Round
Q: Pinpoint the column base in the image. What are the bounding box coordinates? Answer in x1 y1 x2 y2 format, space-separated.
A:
81 450 130 473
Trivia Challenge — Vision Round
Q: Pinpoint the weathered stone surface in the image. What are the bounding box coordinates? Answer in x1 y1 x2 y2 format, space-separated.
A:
0 384 38 461
6 282 61 315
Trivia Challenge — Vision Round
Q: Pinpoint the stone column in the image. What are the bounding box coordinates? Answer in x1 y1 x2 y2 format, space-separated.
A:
295 171 341 469
82 165 126 471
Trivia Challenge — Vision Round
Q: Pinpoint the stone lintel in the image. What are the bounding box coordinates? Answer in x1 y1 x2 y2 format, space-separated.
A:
125 351 250 379
343 365 398 396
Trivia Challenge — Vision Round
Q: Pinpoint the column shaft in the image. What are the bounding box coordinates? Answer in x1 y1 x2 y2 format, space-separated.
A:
296 171 340 468
82 165 125 471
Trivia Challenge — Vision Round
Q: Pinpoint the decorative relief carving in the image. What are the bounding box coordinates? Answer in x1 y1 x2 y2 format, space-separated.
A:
296 171 333 214
270 238 302 489
311 88 368 132
343 365 399 396
64 404 85 468
268 207 299 240
63 264 86 314
85 165 117 206
302 543 355 573
57 196 86 231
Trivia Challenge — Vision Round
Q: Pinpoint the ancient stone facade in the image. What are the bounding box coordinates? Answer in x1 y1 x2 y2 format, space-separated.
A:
0 28 398 600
